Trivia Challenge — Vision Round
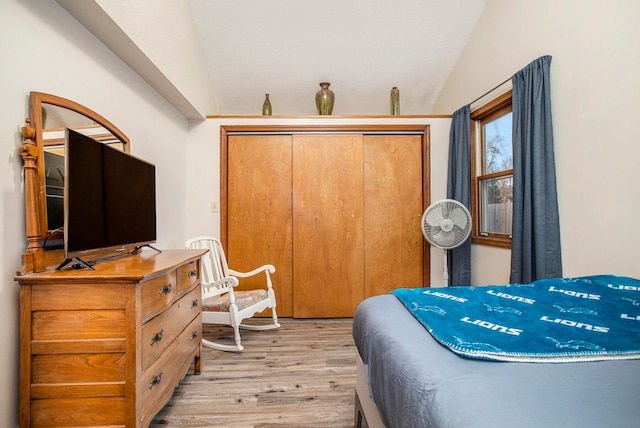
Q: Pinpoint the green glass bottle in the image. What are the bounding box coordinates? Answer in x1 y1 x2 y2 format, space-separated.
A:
390 87 400 115
262 94 272 116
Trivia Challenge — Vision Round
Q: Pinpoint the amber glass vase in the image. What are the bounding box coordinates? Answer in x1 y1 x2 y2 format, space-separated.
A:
315 82 334 115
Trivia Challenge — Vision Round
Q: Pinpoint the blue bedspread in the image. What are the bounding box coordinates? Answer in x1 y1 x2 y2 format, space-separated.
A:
392 275 640 362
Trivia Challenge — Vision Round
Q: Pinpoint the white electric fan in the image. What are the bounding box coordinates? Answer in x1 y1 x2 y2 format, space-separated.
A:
421 199 472 286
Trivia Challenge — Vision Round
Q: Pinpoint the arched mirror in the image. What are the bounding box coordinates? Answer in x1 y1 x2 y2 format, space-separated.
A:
18 92 129 274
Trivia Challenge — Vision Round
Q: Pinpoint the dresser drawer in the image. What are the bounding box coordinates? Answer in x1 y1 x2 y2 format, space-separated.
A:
141 286 202 370
141 315 201 420
32 309 126 341
177 259 200 293
31 397 126 427
140 271 177 321
32 352 126 385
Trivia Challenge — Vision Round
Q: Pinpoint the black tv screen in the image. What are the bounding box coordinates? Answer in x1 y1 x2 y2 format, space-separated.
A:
64 128 157 261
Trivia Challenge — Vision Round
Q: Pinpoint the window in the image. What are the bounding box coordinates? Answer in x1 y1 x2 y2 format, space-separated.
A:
471 91 513 248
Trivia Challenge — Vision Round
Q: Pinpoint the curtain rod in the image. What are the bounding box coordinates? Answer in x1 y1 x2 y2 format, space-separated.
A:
469 76 512 106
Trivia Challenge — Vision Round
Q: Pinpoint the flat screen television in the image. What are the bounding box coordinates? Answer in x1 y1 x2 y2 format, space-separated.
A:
61 128 157 269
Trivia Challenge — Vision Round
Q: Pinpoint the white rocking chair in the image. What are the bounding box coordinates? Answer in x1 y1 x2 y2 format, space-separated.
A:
185 236 280 352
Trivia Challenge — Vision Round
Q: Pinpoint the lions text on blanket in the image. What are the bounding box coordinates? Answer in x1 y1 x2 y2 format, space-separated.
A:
392 275 640 362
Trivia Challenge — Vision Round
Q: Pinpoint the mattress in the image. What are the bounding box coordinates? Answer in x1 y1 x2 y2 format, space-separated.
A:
353 294 640 428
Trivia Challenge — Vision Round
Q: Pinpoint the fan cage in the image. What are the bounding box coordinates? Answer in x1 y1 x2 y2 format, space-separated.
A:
421 199 471 250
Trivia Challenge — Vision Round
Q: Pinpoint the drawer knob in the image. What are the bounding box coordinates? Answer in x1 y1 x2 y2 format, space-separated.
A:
188 269 198 278
159 284 172 296
148 372 163 390
191 299 199 309
191 329 199 340
150 329 164 346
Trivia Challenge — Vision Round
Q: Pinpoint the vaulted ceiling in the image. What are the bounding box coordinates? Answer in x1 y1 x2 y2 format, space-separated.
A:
189 0 487 115
56 0 487 117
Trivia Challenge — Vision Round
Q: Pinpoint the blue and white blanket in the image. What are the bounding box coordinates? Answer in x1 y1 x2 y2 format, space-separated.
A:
392 275 640 362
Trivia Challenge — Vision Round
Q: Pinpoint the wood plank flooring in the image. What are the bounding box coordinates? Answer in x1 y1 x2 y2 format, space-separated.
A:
151 318 357 427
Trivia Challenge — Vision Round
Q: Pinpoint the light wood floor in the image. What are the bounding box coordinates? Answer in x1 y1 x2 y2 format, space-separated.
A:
151 318 357 427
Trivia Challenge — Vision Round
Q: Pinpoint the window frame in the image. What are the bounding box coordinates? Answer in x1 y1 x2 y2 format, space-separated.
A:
470 90 513 248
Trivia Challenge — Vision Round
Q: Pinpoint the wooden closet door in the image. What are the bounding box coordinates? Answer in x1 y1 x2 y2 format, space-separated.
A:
363 135 424 297
292 134 364 318
227 135 294 316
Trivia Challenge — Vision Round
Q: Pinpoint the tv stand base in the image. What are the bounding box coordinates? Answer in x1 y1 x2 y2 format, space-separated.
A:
56 257 95 271
132 244 162 255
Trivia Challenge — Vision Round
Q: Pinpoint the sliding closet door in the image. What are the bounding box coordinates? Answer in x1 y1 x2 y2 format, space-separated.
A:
292 134 364 318
223 126 430 318
363 135 424 297
227 135 294 316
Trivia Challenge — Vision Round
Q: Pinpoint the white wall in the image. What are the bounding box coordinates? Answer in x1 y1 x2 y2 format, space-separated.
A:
56 0 216 118
0 1 193 425
187 116 452 287
433 0 640 285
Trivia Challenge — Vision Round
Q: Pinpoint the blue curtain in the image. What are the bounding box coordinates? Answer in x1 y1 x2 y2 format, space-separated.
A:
446 105 471 285
510 55 563 283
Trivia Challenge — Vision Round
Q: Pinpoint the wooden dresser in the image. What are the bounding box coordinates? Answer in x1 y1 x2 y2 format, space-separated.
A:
16 249 207 427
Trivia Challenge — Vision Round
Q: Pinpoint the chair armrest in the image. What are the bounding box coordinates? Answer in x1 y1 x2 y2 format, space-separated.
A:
203 275 240 304
228 264 276 278
228 264 276 292
209 275 240 289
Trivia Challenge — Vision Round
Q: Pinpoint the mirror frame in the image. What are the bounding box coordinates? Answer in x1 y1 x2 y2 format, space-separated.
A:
18 92 130 274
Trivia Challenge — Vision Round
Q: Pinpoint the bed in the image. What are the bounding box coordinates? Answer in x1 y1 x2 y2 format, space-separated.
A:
352 275 640 428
